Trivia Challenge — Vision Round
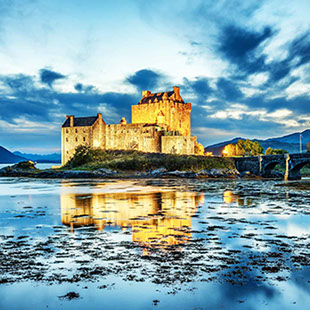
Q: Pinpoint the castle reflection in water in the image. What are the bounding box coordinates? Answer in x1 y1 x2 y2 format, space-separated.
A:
61 182 205 249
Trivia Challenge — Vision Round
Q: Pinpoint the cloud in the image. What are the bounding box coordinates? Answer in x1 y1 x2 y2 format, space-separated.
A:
126 69 164 92
74 83 95 93
183 77 214 99
218 25 273 74
216 78 244 101
39 69 66 87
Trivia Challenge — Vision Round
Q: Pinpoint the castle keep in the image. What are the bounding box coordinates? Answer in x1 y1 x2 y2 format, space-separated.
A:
61 86 198 165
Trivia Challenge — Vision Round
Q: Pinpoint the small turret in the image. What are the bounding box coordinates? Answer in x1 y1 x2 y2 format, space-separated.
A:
142 90 151 97
120 117 127 125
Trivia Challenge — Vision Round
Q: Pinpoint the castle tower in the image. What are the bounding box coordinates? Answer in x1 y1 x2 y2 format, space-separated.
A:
131 86 191 136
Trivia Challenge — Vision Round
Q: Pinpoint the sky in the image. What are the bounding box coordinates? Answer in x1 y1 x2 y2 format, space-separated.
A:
1 0 310 153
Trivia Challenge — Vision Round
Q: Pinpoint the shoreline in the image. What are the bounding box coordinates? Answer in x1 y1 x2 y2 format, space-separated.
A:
1 162 307 180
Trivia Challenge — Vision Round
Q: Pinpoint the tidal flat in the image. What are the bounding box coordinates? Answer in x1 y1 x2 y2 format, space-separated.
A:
0 177 309 310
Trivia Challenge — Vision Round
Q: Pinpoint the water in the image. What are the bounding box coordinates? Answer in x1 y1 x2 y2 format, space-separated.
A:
0 163 59 169
0 177 309 309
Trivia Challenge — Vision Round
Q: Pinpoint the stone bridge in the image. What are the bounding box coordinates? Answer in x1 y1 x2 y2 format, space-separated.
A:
233 153 310 180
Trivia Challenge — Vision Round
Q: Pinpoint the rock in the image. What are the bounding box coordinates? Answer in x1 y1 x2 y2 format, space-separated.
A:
94 168 117 175
150 168 167 175
12 161 37 170
199 169 211 176
210 168 226 176
240 171 252 177
165 170 187 177
59 292 80 300
164 170 197 178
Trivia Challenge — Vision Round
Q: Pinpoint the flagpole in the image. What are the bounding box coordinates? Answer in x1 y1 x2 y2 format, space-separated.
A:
300 133 302 153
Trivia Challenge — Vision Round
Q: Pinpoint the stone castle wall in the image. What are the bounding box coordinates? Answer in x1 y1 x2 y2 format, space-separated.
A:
61 125 93 165
161 136 195 155
131 101 191 136
104 123 165 153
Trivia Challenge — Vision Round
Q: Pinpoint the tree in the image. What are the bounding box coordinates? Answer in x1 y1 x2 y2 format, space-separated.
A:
236 140 246 156
265 147 288 155
223 139 264 157
223 144 237 156
195 141 205 156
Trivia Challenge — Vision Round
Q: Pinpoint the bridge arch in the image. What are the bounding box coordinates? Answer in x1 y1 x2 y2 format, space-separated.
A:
262 161 283 176
289 160 310 179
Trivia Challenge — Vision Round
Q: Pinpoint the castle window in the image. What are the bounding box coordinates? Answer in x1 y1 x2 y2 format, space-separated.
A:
115 130 117 133
66 138 68 142
75 137 78 142
83 137 86 142
66 151 68 154
83 129 86 133
127 130 129 133
75 129 78 133
66 129 68 133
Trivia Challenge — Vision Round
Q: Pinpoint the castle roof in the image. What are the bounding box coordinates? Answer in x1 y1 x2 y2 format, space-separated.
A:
62 116 98 127
139 90 184 104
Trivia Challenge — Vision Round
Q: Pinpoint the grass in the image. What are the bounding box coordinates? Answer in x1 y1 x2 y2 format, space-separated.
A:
63 146 236 172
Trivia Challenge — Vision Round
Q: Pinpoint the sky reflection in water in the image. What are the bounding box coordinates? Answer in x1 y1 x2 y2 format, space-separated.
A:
0 178 309 310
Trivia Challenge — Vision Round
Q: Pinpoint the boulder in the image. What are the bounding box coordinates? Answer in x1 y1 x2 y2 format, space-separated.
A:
12 161 37 170
94 168 117 175
150 168 167 175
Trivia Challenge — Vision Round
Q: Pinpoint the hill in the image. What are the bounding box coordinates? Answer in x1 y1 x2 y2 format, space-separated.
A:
205 129 309 155
13 151 61 163
0 146 27 163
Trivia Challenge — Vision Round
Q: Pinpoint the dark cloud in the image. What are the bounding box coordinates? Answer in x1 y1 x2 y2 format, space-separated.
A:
218 25 272 74
265 31 310 84
216 78 243 101
184 77 213 99
74 83 95 93
3 74 35 93
126 69 164 92
40 69 66 87
288 32 310 67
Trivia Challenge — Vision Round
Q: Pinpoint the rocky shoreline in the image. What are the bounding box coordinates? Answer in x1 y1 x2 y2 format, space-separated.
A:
0 161 252 179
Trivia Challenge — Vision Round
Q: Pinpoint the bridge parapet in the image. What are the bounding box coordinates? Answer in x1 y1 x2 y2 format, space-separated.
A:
232 153 310 180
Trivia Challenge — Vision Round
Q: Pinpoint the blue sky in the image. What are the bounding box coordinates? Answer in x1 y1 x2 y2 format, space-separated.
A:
1 0 310 153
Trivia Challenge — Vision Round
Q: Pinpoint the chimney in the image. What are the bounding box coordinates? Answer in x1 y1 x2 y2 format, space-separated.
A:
66 115 69 120
173 86 180 99
142 90 151 97
97 113 102 119
69 115 74 127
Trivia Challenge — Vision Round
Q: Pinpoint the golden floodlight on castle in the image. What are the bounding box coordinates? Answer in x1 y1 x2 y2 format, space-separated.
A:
61 87 203 165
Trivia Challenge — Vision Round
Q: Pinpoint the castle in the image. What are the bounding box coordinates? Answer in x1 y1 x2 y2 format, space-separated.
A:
61 86 200 165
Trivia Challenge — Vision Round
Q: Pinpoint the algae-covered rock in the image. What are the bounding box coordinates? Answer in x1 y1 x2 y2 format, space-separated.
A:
12 161 37 170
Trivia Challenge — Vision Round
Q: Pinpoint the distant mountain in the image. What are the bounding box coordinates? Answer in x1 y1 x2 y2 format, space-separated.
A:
205 130 309 155
266 129 310 144
13 151 61 163
0 146 27 163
